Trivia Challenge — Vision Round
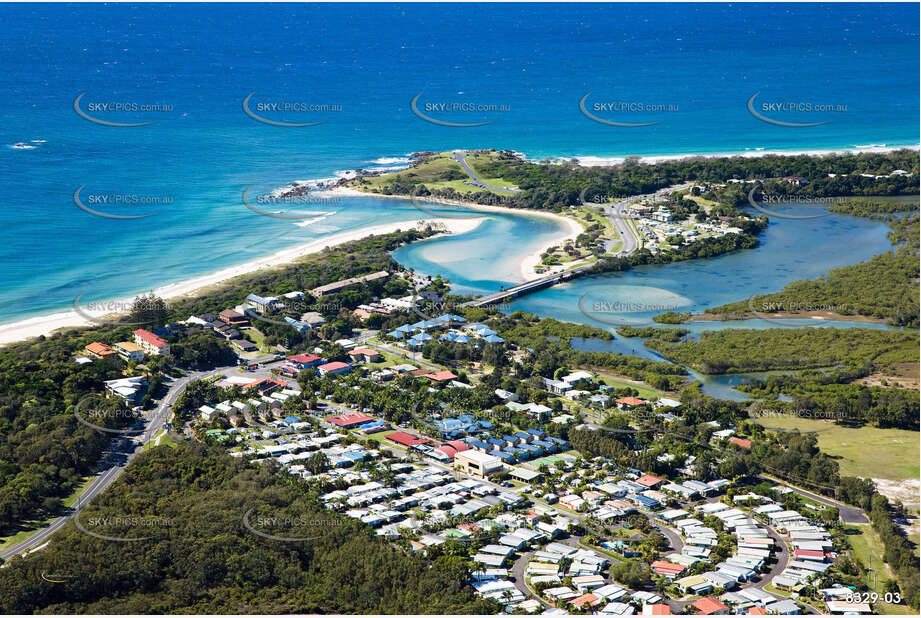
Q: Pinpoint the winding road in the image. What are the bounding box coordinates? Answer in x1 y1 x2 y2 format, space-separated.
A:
451 151 519 193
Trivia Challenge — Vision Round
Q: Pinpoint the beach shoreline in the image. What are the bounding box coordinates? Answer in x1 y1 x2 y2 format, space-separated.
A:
550 143 920 167
318 186 585 280
0 217 485 347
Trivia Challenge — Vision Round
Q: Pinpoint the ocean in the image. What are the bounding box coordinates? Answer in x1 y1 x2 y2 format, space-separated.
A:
0 3 917 324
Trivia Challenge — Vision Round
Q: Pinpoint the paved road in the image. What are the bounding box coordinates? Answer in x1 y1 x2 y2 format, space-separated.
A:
750 521 790 592
758 474 869 524
451 151 519 193
0 365 234 560
465 183 694 309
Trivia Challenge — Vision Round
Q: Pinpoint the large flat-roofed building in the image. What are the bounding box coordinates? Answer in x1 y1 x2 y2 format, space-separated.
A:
311 271 389 297
454 450 503 479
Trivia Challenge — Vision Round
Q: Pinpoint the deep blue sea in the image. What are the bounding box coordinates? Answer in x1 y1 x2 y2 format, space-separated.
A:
0 3 917 324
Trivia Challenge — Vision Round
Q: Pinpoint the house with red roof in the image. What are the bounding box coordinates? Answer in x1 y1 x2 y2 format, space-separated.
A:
84 342 117 359
746 608 767 615
691 597 729 615
728 436 752 449
425 370 458 383
385 431 429 447
651 560 685 578
615 396 647 409
571 593 601 609
636 474 665 489
643 603 672 615
247 377 287 396
348 348 383 363
444 439 470 454
325 412 374 428
285 353 324 369
134 328 170 356
317 361 352 377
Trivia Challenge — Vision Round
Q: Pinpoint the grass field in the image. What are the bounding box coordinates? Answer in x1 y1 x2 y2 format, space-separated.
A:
353 151 518 197
595 372 666 400
756 417 919 481
845 526 914 614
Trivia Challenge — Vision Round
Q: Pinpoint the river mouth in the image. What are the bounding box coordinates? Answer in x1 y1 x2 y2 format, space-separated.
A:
392 200 902 400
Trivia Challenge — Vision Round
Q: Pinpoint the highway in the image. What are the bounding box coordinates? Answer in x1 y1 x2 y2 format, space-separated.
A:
0 365 233 560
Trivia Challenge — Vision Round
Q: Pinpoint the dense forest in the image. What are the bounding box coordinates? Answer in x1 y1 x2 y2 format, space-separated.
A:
0 444 496 614
351 149 919 211
633 327 919 375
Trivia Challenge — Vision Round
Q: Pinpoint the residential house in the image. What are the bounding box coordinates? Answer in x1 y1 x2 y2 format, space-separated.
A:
112 341 145 362
85 342 117 359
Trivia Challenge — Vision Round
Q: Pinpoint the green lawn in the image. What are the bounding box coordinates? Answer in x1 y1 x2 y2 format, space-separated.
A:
595 373 666 400
756 417 919 481
353 151 518 198
144 430 180 451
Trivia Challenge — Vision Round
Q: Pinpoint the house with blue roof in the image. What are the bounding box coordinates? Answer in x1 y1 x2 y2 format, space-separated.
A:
284 316 310 332
482 334 504 343
518 443 541 457
533 439 558 454
387 329 405 339
469 439 491 452
632 494 660 509
246 293 278 313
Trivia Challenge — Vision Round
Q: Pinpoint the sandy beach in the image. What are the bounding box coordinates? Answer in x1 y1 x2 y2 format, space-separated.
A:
557 143 920 167
0 217 485 347
322 186 585 280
